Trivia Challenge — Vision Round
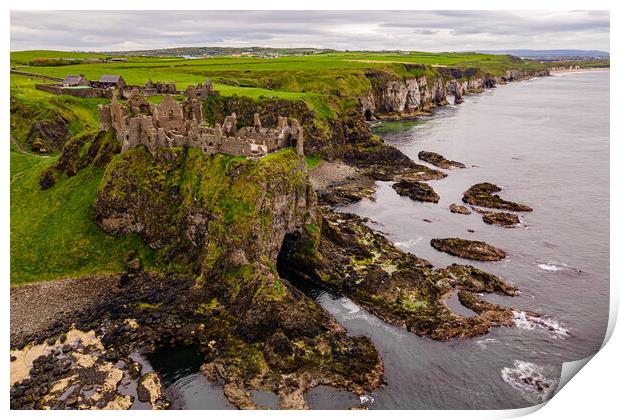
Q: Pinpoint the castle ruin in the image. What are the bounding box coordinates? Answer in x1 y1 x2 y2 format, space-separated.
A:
98 91 303 159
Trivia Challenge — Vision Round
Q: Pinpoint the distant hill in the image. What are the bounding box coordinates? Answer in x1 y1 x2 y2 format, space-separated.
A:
103 46 335 58
477 49 609 58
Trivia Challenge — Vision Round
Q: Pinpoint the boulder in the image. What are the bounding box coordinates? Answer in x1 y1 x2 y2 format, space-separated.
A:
430 238 506 261
137 372 168 409
482 212 520 227
449 204 471 215
418 151 466 169
462 182 532 212
392 180 439 203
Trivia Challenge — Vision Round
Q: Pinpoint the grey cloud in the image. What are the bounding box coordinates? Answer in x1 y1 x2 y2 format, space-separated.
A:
10 10 610 52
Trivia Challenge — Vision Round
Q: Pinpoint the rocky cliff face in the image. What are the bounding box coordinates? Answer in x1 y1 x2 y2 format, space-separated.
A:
361 67 552 119
504 68 550 81
91 146 384 406
361 71 449 118
93 146 316 267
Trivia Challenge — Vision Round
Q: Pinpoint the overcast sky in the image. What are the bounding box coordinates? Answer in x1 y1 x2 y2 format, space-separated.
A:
10 10 610 52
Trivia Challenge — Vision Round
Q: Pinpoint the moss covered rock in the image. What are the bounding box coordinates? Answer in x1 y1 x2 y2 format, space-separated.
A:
430 238 506 261
278 209 520 340
91 146 384 404
418 150 466 169
392 180 440 203
463 182 532 212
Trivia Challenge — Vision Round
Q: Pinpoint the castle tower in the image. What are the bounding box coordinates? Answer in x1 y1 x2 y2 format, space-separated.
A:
253 113 262 131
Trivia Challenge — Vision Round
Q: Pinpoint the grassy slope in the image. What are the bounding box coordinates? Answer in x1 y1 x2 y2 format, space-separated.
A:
10 75 158 285
11 75 106 146
10 150 158 285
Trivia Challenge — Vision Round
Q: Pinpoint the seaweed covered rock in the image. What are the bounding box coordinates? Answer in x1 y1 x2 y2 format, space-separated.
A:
418 151 466 169
449 204 471 215
316 175 376 207
463 182 532 212
278 209 523 340
430 238 506 261
10 269 383 410
342 140 445 182
392 180 440 203
482 211 521 227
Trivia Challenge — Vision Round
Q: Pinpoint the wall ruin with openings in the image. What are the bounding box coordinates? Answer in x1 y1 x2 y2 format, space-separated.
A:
98 92 303 159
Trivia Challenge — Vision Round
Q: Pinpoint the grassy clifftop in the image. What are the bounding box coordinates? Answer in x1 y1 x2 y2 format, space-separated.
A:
10 50 559 120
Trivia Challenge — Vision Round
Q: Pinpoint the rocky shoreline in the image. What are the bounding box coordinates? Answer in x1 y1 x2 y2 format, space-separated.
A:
11 270 384 410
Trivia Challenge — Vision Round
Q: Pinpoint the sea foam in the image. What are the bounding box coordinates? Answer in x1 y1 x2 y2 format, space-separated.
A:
513 311 569 338
501 360 558 404
537 263 563 271
359 394 375 405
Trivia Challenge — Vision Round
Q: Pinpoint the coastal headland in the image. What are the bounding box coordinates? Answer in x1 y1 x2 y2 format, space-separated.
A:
10 49 608 409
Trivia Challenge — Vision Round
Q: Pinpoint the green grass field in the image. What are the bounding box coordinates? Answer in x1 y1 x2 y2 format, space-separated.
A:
10 149 159 285
10 50 555 119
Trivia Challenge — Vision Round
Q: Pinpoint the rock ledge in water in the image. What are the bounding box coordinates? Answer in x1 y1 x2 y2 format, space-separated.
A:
449 204 471 215
418 151 466 169
482 212 521 227
462 182 532 212
392 180 440 203
431 238 506 261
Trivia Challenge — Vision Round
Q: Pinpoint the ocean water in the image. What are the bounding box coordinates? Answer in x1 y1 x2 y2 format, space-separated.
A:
152 71 610 409
327 70 610 409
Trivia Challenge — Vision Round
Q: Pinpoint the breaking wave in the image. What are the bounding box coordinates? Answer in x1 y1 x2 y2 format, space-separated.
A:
501 360 558 404
536 260 582 273
395 237 423 249
537 263 562 271
475 338 498 349
513 311 569 338
359 394 375 405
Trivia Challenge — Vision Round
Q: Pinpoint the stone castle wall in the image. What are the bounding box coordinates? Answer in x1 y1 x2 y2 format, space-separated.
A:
35 84 113 98
99 92 303 159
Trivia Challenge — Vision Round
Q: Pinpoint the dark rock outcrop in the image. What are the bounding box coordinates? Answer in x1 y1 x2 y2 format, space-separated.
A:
430 238 506 261
25 111 71 153
482 212 521 227
449 204 471 215
278 210 523 341
317 175 376 207
392 180 440 203
88 146 384 408
463 182 532 212
418 151 466 169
